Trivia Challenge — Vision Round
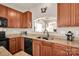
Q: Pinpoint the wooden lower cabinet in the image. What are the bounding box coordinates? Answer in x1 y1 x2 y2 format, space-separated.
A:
33 40 79 56
9 37 24 54
9 38 16 54
70 47 79 56
32 40 41 56
33 40 53 56
40 41 53 56
52 43 69 56
32 40 68 56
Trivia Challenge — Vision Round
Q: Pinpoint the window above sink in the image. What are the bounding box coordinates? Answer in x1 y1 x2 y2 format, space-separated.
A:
34 17 57 33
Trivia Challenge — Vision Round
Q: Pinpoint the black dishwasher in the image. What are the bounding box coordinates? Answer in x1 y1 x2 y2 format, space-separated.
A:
24 38 32 55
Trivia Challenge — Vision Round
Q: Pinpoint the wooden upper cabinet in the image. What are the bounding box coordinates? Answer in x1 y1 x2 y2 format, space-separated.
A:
7 7 23 28
23 11 32 28
7 8 17 28
58 3 79 27
72 4 79 26
57 3 71 27
0 4 32 28
15 12 22 28
22 13 27 28
7 8 32 28
0 4 7 17
26 11 32 28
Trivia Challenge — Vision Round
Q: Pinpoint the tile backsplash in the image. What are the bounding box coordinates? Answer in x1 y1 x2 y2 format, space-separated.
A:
0 28 27 35
57 27 79 37
0 27 79 38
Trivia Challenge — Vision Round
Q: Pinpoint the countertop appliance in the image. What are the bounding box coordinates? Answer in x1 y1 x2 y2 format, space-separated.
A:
24 38 32 55
0 17 8 27
0 31 9 50
65 31 74 41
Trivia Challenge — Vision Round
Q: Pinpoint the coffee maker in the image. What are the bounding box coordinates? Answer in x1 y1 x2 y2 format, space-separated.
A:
65 31 74 41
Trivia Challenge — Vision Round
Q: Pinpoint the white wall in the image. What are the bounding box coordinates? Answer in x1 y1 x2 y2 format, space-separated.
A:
0 28 27 35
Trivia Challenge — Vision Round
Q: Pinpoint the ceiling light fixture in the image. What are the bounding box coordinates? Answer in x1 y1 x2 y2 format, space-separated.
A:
41 7 47 13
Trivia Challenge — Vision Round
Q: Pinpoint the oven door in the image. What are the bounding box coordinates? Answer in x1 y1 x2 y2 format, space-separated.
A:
0 38 9 50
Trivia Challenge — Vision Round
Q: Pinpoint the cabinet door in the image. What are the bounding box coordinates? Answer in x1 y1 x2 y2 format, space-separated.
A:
72 4 79 26
7 8 16 27
32 40 41 56
70 4 76 26
9 37 23 54
15 37 21 52
16 12 22 28
0 4 7 17
20 37 24 50
9 38 16 54
22 11 32 28
71 47 79 56
26 11 32 28
57 3 71 27
22 13 27 28
40 41 53 56
53 43 68 56
20 13 24 28
16 37 24 52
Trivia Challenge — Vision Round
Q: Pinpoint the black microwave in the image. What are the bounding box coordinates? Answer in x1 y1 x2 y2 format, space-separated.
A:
0 17 8 27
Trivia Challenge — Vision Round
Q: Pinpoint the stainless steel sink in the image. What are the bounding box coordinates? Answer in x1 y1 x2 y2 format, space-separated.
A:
37 36 48 40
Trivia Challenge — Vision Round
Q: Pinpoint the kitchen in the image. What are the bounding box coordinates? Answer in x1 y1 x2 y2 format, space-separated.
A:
0 3 79 56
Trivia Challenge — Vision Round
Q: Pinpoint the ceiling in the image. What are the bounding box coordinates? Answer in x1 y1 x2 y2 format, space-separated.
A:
1 3 42 12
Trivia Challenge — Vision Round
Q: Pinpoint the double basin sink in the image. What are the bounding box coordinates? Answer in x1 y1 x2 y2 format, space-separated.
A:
37 36 48 40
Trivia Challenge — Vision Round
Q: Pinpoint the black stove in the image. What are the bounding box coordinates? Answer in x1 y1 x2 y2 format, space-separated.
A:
0 31 9 50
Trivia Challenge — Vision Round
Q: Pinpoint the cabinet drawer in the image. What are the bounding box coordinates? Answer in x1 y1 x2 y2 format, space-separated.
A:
42 41 53 47
33 40 42 45
53 43 68 51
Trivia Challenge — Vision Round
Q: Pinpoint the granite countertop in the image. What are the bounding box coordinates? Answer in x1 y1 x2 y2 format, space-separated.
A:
22 34 79 48
0 46 12 56
6 34 22 38
6 34 79 48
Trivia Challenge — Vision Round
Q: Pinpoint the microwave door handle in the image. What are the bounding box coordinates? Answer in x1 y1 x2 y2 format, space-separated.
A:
0 21 2 25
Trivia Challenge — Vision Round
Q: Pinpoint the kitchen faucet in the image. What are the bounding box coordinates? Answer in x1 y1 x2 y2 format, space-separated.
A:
43 29 49 39
43 20 49 39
